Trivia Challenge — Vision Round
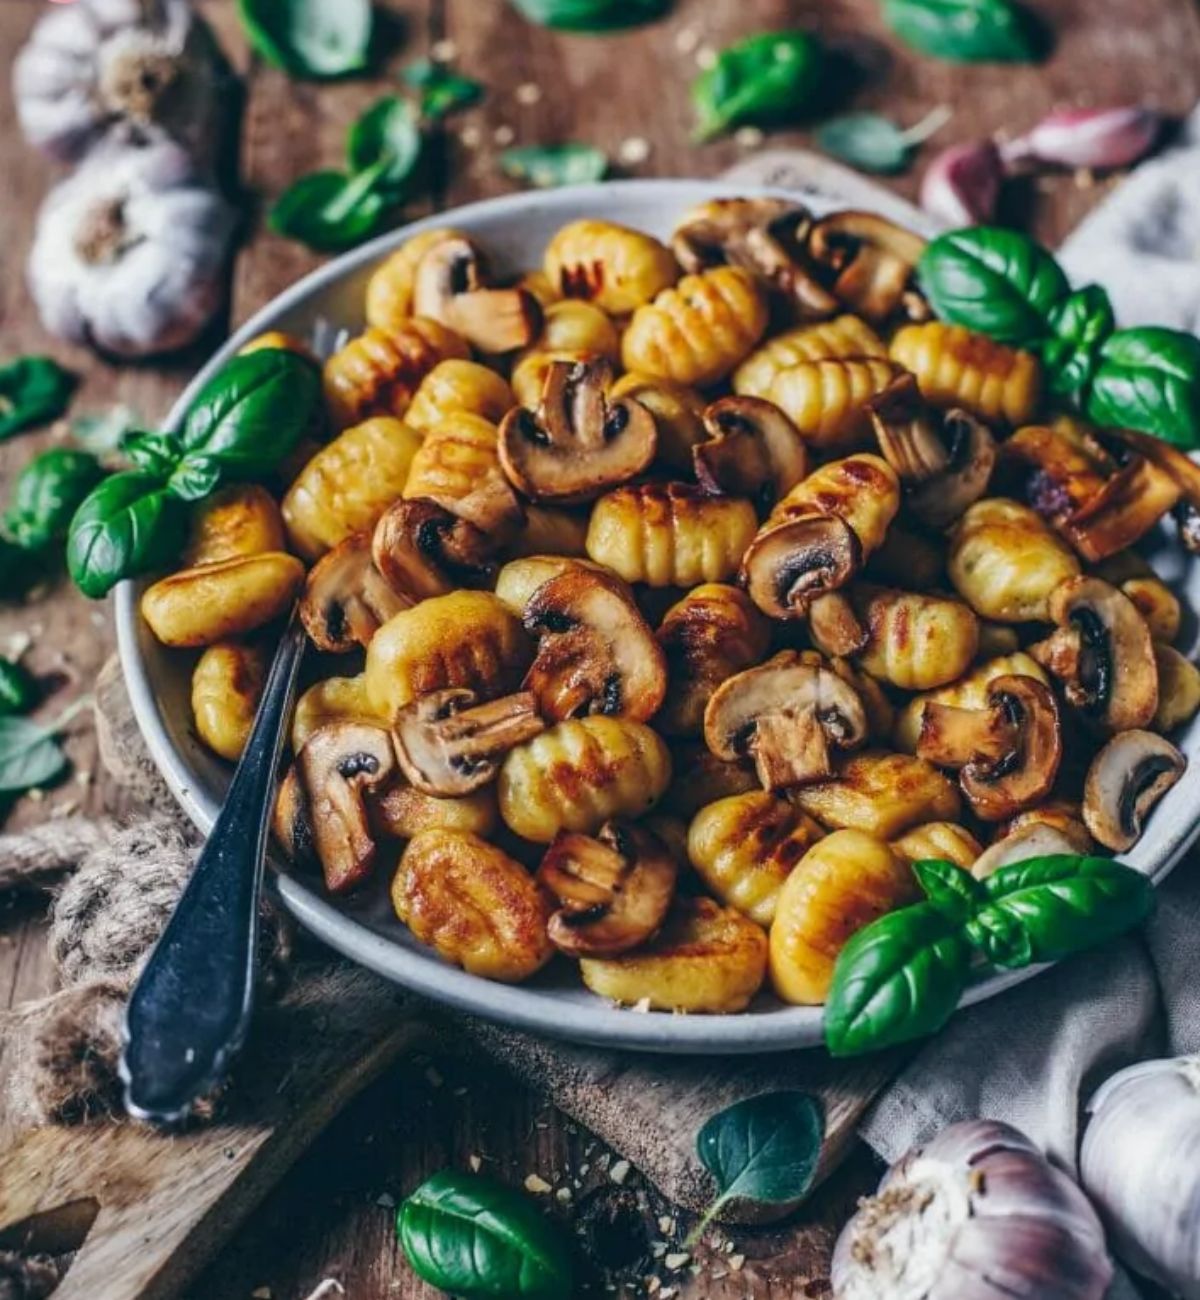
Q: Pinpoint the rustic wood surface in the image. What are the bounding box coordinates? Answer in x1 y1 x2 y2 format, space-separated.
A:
2 0 1199 1296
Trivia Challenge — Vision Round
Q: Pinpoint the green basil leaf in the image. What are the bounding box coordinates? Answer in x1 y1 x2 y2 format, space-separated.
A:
123 431 183 479
825 902 972 1056
180 349 320 476
66 471 185 599
500 144 609 188
347 97 424 193
815 106 949 175
0 714 67 793
968 854 1154 969
71 404 141 456
168 457 223 503
4 448 105 549
1085 326 1200 451
270 165 392 252
1041 285 1115 396
0 357 75 441
402 61 485 120
509 0 670 32
397 1171 573 1300
912 858 985 922
916 226 1070 344
692 31 824 142
882 0 1039 63
0 660 38 717
237 0 372 78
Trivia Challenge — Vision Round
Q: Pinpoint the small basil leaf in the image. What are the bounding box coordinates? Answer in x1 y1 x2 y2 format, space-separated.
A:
882 0 1039 63
0 714 68 793
916 226 1070 344
0 660 38 717
500 144 609 188
0 357 75 441
692 30 824 142
347 97 424 193
168 456 223 503
0 537 50 601
123 431 184 479
237 0 372 78
825 901 972 1056
66 471 185 600
816 106 950 175
509 0 670 32
269 165 392 252
4 448 105 549
397 1170 573 1300
1041 285 1115 396
912 858 985 922
402 61 485 120
180 349 320 476
71 404 141 456
1085 326 1200 451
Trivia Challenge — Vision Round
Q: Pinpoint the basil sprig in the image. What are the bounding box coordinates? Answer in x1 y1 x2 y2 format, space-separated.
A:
1085 327 1200 450
0 357 75 441
237 0 372 78
825 854 1154 1056
881 0 1039 63
397 1170 573 1299
1042 285 1115 396
692 31 825 142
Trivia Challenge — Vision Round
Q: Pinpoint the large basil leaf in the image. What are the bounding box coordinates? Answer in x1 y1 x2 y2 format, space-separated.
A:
0 357 75 441
66 471 185 599
179 349 320 476
825 902 972 1057
237 0 372 77
692 31 825 141
1041 285 1115 397
882 0 1039 63
0 660 37 717
269 165 392 253
4 448 104 549
510 0 670 31
968 855 1154 968
397 1171 573 1300
1085 327 1200 451
917 226 1070 344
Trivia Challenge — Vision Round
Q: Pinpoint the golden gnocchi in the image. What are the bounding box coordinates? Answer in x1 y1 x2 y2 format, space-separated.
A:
544 218 677 314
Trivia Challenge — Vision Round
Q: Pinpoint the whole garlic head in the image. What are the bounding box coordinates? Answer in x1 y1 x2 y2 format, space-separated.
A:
831 1119 1112 1300
13 0 226 164
28 139 235 359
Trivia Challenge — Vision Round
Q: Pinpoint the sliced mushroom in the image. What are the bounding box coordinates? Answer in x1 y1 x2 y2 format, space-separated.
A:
971 822 1086 881
693 395 809 509
498 358 657 503
538 820 677 957
1102 425 1200 512
372 498 497 601
296 723 396 894
867 374 996 527
1060 456 1182 562
298 532 413 653
523 568 666 722
391 688 545 796
1082 729 1186 852
808 211 928 322
704 650 869 791
739 513 862 621
412 235 542 352
999 422 1111 527
1177 501 1200 555
808 590 869 658
917 674 1063 821
1029 576 1158 731
272 764 317 870
997 801 1094 854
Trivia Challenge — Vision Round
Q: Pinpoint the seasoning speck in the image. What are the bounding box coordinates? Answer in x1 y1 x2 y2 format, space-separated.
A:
460 125 483 149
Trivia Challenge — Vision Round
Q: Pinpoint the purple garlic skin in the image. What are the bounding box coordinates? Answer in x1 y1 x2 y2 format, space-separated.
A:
920 141 1004 227
831 1119 1112 1300
1001 106 1162 171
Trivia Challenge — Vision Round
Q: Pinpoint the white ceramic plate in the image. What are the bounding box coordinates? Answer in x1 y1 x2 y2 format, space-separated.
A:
116 180 1200 1053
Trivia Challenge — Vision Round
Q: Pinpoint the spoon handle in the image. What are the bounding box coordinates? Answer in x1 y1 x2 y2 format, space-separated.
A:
120 610 307 1124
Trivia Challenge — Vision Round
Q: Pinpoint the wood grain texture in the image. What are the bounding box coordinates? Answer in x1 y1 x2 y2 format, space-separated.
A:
1 0 1198 1295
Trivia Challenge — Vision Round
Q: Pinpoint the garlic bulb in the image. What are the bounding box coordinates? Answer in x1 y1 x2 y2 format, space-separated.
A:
28 139 234 359
1002 106 1162 172
1082 1055 1200 1298
920 141 1004 227
831 1119 1112 1300
13 0 226 165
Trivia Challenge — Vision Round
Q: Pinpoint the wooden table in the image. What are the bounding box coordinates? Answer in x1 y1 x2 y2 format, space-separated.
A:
2 1 1198 1295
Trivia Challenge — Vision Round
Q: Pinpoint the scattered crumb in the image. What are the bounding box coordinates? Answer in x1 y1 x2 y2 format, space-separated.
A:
659 1289 676 1299
524 1173 552 1195
468 1154 482 1172
579 1162 590 1176
3 631 32 660
52 798 80 818
674 26 701 54
618 137 651 166
1074 166 1097 189
664 1252 690 1271
728 1253 746 1272
651 1242 667 1259
301 1283 345 1300
735 126 765 148
251 1289 272 1299
493 124 516 146
609 1159 631 1185
695 46 718 70
431 38 458 62
658 1216 675 1235
75 768 92 786
647 1279 661 1295
459 124 483 149
631 997 652 1014
375 1192 395 1208
555 1187 572 1204
25 788 45 803
516 82 543 106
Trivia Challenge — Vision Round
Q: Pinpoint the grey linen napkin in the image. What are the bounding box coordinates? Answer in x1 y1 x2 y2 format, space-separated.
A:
724 117 1200 1296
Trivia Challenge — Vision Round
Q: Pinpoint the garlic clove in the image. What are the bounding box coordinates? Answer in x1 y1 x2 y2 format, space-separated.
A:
919 141 1004 228
1001 106 1162 172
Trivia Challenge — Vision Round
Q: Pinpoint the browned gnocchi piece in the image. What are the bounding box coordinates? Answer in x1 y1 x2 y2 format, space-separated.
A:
890 821 982 870
733 315 888 396
791 750 962 838
183 484 285 567
851 585 980 691
544 219 678 314
191 641 268 761
751 358 905 454
404 360 515 435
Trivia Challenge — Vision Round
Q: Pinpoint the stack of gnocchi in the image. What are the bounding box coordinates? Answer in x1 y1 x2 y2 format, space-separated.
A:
140 199 1198 1017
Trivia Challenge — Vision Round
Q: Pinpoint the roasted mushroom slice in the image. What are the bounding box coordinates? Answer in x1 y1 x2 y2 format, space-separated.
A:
1029 577 1158 731
999 422 1112 527
295 723 396 894
917 674 1062 822
272 765 317 870
1082 729 1186 852
372 498 497 600
299 532 413 653
391 688 545 797
808 591 869 658
1177 502 1200 555
498 358 657 503
808 211 928 322
970 822 1087 881
1060 456 1181 562
740 514 862 621
412 235 542 352
704 651 869 791
693 396 809 509
538 820 677 957
523 568 666 722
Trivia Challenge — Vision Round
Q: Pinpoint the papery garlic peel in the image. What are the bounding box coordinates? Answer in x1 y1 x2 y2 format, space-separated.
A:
920 141 1004 227
1001 106 1161 172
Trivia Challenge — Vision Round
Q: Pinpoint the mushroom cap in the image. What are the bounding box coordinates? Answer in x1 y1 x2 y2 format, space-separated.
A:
299 531 413 653
523 567 666 722
538 820 677 957
372 497 497 601
1061 456 1181 562
693 395 809 510
412 234 542 352
1083 729 1186 852
971 822 1092 880
808 211 927 321
740 513 862 620
498 358 657 504
960 675 1063 822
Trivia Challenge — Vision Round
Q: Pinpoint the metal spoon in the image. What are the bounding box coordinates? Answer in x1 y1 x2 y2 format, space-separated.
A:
120 610 307 1124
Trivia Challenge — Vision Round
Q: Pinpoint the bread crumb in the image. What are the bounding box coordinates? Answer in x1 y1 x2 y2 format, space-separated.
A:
516 82 543 106
674 26 701 54
664 1252 690 1270
468 1154 483 1172
609 1159 631 1185
695 46 718 70
494 124 516 146
658 1215 675 1235
728 1253 746 1271
431 39 458 62
735 126 764 148
524 1173 552 1195
631 997 652 1014
618 137 651 166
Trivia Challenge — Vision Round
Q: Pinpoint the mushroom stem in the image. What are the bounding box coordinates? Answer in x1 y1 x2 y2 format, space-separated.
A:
808 591 869 658
751 707 834 788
